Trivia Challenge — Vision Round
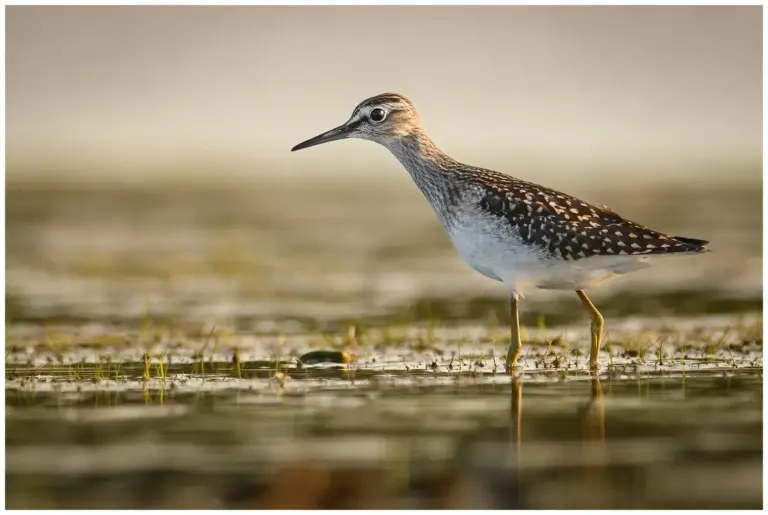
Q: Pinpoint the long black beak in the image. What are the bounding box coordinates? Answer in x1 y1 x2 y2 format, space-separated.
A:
291 121 355 152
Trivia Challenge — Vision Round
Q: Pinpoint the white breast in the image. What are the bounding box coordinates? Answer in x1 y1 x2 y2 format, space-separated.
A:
446 212 551 291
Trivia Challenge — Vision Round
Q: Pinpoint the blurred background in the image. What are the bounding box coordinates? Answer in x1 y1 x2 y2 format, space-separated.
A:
6 5 763 320
5 5 763 509
7 5 762 185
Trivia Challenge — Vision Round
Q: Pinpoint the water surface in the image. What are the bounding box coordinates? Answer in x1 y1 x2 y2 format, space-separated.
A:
6 369 762 509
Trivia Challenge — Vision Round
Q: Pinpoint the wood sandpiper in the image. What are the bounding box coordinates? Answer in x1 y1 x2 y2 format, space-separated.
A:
291 93 710 373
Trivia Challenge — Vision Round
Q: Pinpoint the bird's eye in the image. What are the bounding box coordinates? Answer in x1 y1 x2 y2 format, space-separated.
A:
369 108 387 123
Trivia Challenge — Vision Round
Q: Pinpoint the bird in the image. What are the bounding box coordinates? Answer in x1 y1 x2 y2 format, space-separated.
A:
291 93 709 372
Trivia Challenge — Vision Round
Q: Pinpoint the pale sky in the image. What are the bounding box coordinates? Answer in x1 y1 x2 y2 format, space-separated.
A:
6 6 762 185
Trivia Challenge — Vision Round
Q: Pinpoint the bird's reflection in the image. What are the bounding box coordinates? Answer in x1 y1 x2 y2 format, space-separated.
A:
510 373 523 452
509 374 607 508
581 377 605 442
510 374 607 456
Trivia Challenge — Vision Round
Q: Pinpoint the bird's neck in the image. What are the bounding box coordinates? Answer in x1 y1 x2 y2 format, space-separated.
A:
386 128 456 171
383 129 461 209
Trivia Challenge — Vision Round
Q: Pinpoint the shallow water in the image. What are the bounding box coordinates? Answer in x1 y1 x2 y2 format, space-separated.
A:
5 369 763 509
5 181 763 508
5 310 764 508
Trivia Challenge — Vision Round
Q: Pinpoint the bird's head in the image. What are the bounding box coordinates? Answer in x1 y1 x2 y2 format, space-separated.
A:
291 93 421 152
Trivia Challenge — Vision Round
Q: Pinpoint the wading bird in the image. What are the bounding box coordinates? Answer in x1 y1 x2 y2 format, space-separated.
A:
292 93 709 372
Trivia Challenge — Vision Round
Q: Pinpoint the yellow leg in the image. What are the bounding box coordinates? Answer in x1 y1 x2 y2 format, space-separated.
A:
506 294 522 372
576 290 604 370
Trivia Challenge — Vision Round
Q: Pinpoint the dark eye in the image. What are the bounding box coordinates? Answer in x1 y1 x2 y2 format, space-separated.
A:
370 108 387 122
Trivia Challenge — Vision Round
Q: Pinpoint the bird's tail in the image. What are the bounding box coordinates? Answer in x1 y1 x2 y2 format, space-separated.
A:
673 235 710 252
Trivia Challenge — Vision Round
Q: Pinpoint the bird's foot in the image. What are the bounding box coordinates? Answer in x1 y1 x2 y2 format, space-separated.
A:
505 356 523 376
588 350 603 375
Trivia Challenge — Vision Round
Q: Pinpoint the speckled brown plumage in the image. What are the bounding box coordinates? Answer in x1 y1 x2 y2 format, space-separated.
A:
466 168 709 262
391 128 710 263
